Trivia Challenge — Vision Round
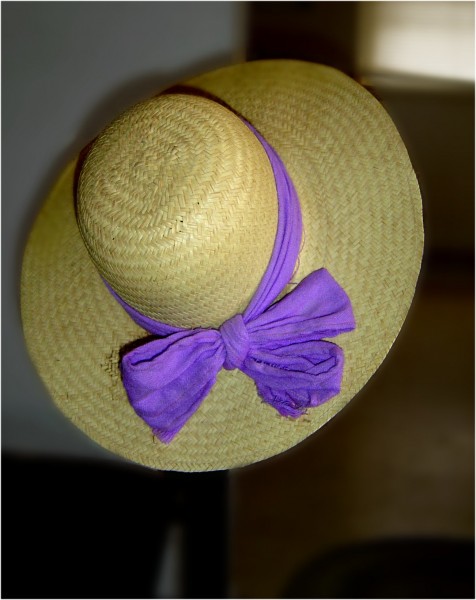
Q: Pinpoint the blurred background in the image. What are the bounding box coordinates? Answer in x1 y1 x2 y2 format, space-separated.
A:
2 2 474 598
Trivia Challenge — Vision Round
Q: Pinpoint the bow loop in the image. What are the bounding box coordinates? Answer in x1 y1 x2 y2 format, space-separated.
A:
219 314 250 370
240 269 355 417
121 329 225 443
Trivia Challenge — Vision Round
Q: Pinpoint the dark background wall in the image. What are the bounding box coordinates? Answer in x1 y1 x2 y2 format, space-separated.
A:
234 3 474 597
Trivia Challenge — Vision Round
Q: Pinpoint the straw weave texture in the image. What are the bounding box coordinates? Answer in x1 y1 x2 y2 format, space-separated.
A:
77 95 278 327
21 61 423 471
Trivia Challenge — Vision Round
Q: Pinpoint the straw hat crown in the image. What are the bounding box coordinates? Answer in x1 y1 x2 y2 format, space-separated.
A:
77 94 278 329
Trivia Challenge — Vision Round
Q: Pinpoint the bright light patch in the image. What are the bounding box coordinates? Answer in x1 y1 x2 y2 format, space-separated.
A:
357 2 475 82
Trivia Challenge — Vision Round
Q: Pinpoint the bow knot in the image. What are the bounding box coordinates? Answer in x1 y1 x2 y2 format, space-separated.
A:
120 269 355 443
219 314 250 370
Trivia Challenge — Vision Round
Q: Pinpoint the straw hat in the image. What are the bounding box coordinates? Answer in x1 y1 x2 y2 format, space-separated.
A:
21 60 423 471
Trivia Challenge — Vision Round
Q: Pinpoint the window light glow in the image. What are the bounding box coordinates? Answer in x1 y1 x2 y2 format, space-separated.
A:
357 2 475 82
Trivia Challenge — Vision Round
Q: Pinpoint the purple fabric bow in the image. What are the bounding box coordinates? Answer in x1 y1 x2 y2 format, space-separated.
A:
105 120 355 443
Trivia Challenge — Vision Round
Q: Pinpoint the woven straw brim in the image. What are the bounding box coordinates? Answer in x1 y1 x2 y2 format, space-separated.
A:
21 61 423 471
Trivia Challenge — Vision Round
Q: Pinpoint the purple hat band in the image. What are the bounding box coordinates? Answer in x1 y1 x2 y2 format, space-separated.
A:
105 119 356 443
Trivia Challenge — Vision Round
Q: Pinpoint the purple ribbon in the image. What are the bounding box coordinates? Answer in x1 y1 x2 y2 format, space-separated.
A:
105 121 356 443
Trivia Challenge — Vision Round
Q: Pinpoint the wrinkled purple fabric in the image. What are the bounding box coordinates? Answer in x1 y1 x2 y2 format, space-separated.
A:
105 121 356 443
